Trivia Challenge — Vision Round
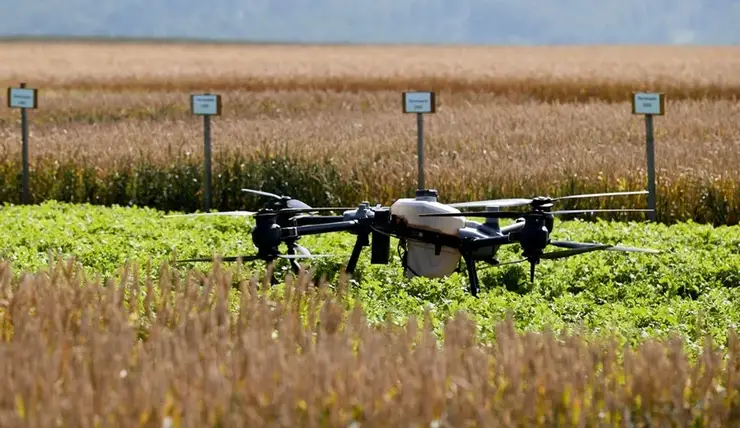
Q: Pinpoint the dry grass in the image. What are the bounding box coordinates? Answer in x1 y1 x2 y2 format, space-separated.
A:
1 259 739 427
1 42 740 102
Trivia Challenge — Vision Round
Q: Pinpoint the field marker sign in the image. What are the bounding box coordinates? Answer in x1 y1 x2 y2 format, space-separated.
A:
632 92 665 116
631 92 665 221
6 82 38 204
402 91 437 190
191 93 222 211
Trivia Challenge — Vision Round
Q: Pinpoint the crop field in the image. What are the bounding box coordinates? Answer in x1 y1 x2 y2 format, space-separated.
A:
0 43 738 224
0 41 739 426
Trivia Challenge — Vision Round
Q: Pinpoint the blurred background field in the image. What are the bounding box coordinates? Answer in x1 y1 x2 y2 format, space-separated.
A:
0 42 737 225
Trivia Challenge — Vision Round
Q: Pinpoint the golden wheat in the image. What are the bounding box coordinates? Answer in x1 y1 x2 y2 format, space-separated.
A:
1 259 738 427
1 42 740 101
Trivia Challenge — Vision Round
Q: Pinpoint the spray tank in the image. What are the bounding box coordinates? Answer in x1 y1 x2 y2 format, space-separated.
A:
389 189 465 278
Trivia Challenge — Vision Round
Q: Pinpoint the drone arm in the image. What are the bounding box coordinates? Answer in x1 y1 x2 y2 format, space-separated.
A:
500 220 526 234
281 220 362 239
465 235 513 251
292 215 345 226
280 219 371 274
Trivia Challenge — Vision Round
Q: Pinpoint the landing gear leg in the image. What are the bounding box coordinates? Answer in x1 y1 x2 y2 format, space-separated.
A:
285 239 302 275
345 231 370 275
462 252 479 297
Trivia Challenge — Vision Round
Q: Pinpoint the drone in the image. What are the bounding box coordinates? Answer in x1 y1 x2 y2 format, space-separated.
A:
168 187 660 297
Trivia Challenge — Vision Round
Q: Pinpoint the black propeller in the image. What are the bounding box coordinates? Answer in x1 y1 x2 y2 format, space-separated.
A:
241 188 360 215
165 206 355 220
495 241 659 282
241 188 312 210
495 244 612 281
420 208 653 219
447 190 649 210
176 253 334 263
549 240 660 254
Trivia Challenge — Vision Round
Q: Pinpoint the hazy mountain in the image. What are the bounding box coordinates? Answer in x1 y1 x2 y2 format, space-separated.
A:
1 0 739 44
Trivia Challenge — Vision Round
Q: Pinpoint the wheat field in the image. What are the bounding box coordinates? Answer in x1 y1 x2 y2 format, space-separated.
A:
2 43 740 99
1 42 738 223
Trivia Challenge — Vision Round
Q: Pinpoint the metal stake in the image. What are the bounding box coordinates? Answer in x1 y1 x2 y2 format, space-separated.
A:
417 112 424 190
203 114 212 211
645 114 656 221
20 82 29 204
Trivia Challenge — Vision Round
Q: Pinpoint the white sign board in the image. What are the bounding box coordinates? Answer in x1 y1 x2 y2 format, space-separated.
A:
191 94 222 116
403 91 436 113
7 87 38 109
632 92 665 115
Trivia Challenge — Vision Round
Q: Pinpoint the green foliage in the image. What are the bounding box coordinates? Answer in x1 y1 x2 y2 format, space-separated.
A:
1 201 738 356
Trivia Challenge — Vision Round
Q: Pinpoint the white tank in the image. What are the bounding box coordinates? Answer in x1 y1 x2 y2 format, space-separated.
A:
390 189 465 278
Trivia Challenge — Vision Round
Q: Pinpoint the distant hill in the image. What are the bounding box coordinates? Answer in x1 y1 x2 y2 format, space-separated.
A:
2 0 739 45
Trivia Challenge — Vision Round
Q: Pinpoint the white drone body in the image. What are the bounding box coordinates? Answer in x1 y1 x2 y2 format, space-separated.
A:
389 189 509 278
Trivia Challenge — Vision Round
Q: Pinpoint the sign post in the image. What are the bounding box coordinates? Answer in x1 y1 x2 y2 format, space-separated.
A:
190 93 222 211
631 92 665 221
402 91 436 191
7 82 38 204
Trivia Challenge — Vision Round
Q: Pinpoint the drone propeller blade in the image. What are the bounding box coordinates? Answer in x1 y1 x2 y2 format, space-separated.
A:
605 245 661 254
447 198 533 209
165 210 258 218
241 188 283 199
496 258 528 266
285 199 312 209
445 190 647 210
525 245 608 282
421 208 652 219
176 255 263 263
280 207 356 214
540 245 613 260
549 240 660 254
241 188 314 209
420 211 524 219
166 206 351 220
548 208 653 215
552 190 648 202
293 244 312 257
176 253 335 263
278 254 336 259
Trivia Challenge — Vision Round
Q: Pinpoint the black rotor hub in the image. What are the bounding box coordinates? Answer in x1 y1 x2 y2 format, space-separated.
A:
529 197 555 232
251 212 283 255
518 214 549 260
